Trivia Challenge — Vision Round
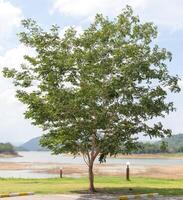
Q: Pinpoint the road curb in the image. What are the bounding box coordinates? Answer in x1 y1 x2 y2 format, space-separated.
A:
0 192 34 198
119 193 159 199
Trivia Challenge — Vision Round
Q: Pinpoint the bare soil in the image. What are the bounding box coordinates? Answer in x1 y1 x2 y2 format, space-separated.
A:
1 162 183 179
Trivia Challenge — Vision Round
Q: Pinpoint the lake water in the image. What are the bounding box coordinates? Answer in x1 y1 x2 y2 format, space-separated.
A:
1 151 183 165
0 151 183 178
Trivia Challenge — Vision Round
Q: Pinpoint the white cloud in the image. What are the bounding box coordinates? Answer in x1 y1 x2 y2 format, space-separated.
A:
51 0 183 30
0 85 41 145
0 44 33 69
0 45 41 144
0 0 22 28
137 0 183 31
0 0 23 50
51 0 145 19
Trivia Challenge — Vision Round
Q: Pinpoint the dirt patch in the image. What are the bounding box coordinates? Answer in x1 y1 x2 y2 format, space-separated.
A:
1 162 183 179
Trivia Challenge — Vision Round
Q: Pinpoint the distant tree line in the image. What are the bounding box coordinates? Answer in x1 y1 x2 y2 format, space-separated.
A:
0 143 16 154
133 141 169 154
133 140 183 154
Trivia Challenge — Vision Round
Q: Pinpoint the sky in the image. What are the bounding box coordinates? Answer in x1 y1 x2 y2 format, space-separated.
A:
0 0 183 145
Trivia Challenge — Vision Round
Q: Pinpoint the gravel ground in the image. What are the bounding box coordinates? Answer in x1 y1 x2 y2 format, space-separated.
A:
2 194 183 200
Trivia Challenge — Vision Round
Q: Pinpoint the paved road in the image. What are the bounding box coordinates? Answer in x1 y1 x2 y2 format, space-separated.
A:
2 194 183 200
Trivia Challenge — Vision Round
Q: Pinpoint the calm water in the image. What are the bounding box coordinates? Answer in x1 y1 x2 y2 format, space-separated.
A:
0 151 183 165
0 151 182 178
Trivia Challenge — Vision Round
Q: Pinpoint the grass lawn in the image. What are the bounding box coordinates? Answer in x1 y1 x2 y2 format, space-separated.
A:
0 176 183 196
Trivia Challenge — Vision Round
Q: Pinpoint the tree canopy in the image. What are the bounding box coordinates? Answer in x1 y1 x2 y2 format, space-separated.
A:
0 143 16 155
3 6 180 192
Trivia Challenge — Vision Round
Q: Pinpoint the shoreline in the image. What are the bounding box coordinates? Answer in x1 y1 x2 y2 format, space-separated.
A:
1 151 183 179
0 161 183 179
17 151 183 159
115 153 183 159
65 152 183 159
0 153 21 158
60 152 183 159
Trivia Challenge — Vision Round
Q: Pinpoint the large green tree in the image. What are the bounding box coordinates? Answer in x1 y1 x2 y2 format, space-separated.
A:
3 6 180 192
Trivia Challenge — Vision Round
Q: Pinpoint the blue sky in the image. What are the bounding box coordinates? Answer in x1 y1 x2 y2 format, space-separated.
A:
0 0 183 145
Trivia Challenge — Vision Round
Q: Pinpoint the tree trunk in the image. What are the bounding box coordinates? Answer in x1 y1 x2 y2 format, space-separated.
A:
88 162 96 193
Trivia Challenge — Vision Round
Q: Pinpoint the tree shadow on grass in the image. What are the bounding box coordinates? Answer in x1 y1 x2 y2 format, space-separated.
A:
70 187 183 199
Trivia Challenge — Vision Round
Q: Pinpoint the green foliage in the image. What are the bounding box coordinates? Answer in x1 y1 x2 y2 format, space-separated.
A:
134 141 168 154
160 141 168 153
0 143 16 154
160 133 183 153
132 134 183 154
3 6 180 164
134 142 161 154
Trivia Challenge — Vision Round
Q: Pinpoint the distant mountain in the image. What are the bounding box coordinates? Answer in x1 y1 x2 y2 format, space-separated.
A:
19 133 183 153
19 136 47 151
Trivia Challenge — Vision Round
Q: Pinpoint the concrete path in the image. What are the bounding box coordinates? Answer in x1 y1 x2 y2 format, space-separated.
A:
2 194 183 200
2 194 118 200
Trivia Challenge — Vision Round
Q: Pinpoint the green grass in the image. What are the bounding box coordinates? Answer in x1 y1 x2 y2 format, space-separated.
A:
0 176 183 196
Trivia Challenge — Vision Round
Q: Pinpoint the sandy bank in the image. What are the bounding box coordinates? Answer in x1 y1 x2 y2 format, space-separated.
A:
0 161 183 179
0 153 21 158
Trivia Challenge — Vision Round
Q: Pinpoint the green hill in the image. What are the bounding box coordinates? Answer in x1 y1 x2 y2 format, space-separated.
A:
0 143 18 156
19 136 47 151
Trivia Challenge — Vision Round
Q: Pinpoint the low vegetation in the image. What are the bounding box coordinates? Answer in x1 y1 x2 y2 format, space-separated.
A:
0 177 183 196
